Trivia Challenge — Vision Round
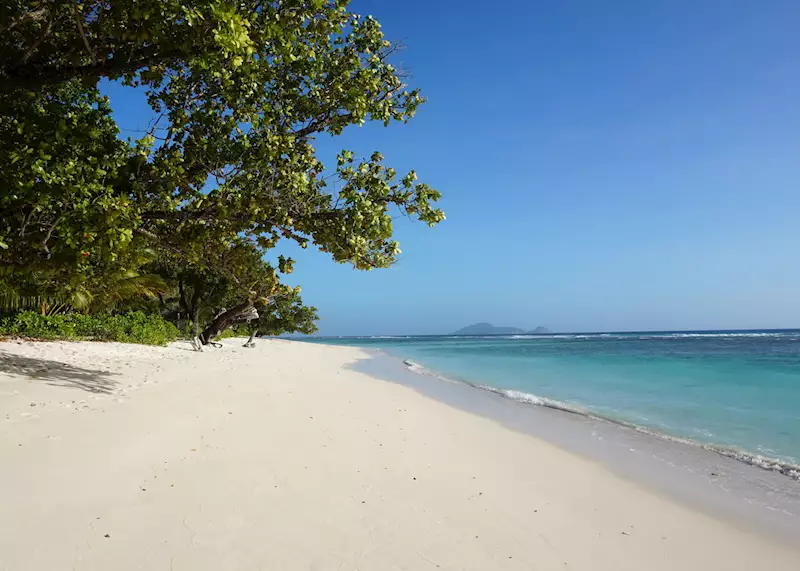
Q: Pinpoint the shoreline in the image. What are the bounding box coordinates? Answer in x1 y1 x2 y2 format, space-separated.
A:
2 338 799 570
311 331 800 474
397 355 800 480
350 348 800 544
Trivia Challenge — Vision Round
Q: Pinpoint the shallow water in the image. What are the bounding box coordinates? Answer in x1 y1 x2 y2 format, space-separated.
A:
304 331 800 471
349 350 800 544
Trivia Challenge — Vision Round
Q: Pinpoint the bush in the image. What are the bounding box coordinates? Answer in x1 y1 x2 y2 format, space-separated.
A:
0 311 180 346
216 324 251 340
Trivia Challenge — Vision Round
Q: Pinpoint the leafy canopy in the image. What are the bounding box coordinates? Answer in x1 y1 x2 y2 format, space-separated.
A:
252 289 318 337
1 0 444 280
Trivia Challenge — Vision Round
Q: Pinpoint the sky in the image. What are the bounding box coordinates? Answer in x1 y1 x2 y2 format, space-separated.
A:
106 0 800 335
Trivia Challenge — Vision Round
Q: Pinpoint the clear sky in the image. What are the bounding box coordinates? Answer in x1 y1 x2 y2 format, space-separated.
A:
106 0 800 335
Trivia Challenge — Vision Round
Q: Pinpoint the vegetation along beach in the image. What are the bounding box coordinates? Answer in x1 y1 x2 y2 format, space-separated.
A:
2 1 800 569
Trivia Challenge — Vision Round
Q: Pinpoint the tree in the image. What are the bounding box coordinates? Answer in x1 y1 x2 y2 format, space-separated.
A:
243 287 318 347
1 1 443 274
193 244 290 346
145 240 295 346
1 1 444 345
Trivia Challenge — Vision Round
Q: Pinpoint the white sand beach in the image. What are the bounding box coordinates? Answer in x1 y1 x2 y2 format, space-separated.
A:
1 338 798 571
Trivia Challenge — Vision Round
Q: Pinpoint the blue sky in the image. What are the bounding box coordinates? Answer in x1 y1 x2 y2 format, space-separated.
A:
106 0 800 335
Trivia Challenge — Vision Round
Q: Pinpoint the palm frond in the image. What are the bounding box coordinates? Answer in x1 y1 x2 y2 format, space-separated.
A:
88 273 168 312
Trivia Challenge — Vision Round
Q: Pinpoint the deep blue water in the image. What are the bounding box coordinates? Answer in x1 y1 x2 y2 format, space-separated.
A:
303 331 800 467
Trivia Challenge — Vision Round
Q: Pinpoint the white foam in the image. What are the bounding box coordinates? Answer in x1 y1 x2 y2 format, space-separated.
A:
402 360 460 384
399 356 800 480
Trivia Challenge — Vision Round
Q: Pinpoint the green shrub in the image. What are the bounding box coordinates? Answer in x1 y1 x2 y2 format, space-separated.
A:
0 311 179 346
216 324 250 340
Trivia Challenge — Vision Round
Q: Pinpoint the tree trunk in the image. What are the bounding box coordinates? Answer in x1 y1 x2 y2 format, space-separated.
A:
191 305 200 337
243 329 257 348
186 284 205 351
191 305 203 351
178 279 188 313
199 300 258 345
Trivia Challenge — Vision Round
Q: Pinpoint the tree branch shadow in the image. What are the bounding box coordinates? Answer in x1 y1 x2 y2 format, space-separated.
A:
0 351 119 394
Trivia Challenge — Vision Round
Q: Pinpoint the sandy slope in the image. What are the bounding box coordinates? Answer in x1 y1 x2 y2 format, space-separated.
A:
1 338 798 571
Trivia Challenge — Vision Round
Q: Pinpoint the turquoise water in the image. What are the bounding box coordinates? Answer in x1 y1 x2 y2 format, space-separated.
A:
304 331 800 468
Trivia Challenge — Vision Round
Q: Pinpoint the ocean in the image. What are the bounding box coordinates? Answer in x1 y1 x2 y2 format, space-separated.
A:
304 330 800 476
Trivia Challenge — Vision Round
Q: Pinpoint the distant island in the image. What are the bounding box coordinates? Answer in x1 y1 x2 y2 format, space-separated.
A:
452 323 552 335
529 326 552 334
452 323 524 335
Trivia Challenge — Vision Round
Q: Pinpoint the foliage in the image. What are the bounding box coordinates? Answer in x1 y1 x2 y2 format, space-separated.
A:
1 0 443 277
1 0 260 91
0 250 167 315
189 242 307 343
144 240 292 340
0 81 140 271
0 311 179 345
0 1 443 346
253 288 318 337
216 327 245 340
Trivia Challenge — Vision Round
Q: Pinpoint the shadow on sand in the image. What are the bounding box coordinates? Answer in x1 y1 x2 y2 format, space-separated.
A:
0 351 119 394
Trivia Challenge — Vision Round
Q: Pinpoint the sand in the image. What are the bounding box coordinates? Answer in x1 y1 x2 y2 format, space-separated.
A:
1 338 798 571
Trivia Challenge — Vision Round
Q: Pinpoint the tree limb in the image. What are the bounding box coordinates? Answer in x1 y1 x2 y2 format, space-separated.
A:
1 47 184 93
0 7 48 34
72 1 96 66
